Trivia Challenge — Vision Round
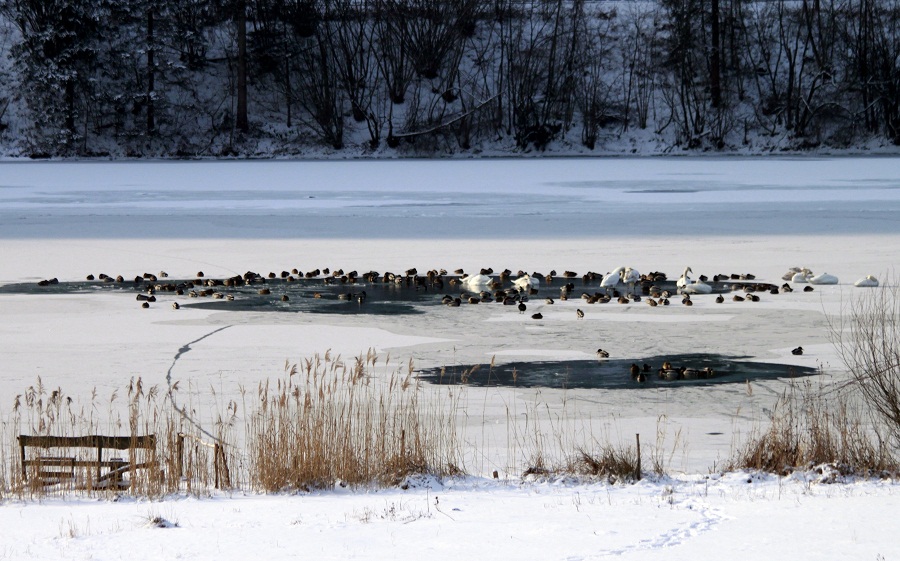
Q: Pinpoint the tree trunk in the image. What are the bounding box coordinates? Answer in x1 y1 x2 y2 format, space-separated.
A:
236 0 249 133
147 7 156 135
710 0 722 108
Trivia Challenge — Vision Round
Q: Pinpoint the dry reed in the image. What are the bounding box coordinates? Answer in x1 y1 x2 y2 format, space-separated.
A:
726 380 896 476
247 350 464 491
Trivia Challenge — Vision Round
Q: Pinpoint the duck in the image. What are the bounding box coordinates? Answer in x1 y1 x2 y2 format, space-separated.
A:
782 267 802 281
854 275 879 287
596 349 610 359
630 363 640 379
808 272 838 285
576 309 584 319
792 346 803 355
531 312 543 320
518 302 527 314
658 366 680 381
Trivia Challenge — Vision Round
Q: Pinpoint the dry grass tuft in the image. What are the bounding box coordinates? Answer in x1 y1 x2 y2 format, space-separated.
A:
727 381 897 476
572 444 641 482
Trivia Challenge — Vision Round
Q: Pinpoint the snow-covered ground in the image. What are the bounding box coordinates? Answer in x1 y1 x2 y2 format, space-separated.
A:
1 156 899 560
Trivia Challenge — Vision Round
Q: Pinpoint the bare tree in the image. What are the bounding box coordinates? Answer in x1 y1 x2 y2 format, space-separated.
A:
621 4 660 131
327 0 382 148
832 279 900 449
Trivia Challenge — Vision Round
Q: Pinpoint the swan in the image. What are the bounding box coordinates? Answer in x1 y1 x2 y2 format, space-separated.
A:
808 272 838 285
600 266 624 295
676 267 693 289
678 266 712 294
461 273 492 289
513 274 539 293
622 267 641 296
791 268 812 283
854 275 879 287
682 279 712 294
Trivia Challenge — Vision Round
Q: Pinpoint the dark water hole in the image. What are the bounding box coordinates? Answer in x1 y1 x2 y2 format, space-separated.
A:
416 354 818 389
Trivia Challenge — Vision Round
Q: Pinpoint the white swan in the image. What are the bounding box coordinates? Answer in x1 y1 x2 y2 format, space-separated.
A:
461 273 492 289
854 275 879 287
682 278 713 294
622 267 641 296
677 267 693 289
791 268 812 283
513 274 539 293
808 272 838 285
600 266 624 295
677 266 712 294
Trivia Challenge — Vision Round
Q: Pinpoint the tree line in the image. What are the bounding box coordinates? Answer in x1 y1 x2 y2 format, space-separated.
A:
0 0 898 157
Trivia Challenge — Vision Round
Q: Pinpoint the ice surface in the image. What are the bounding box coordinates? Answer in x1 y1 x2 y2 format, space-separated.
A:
0 157 899 560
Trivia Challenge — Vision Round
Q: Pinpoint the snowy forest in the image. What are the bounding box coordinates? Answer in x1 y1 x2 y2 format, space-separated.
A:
0 0 898 157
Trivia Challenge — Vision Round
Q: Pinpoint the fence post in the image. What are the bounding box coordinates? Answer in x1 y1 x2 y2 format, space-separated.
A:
214 444 220 489
176 433 184 480
214 443 230 489
635 434 642 481
19 437 27 481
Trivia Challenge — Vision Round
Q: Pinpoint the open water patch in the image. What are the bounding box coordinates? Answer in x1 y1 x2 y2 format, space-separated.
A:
416 354 818 389
0 278 430 316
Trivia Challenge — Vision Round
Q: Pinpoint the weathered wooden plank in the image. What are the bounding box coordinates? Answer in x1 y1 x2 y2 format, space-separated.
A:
17 434 156 449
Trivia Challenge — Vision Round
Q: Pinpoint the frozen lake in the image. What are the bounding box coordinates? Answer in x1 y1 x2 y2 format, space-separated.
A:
1 156 899 474
1 157 899 240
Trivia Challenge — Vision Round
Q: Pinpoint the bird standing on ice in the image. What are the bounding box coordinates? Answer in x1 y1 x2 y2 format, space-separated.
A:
622 267 641 296
600 266 624 295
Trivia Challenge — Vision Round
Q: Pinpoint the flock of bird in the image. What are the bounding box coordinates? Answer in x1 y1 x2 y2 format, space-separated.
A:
32 264 880 384
34 265 880 315
624 361 718 383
